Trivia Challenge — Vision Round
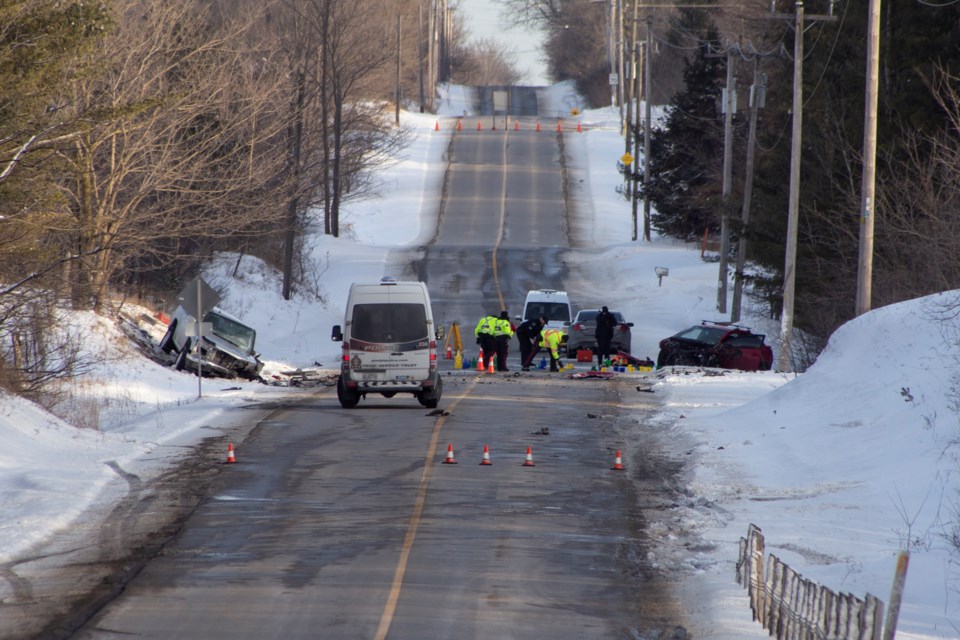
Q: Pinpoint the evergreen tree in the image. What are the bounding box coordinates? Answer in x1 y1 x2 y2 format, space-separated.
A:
642 16 725 241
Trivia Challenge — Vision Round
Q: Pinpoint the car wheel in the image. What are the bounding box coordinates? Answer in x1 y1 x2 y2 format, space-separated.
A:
159 319 178 353
664 351 686 366
337 375 360 408
174 337 192 371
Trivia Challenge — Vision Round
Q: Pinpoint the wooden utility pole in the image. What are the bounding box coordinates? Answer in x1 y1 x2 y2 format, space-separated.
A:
776 1 835 372
777 1 804 372
418 4 424 112
856 0 881 316
642 15 652 242
717 46 736 314
395 16 401 126
732 59 764 323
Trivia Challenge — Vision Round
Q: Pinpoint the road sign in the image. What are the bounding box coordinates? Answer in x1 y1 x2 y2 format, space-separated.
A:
621 152 634 165
177 276 220 320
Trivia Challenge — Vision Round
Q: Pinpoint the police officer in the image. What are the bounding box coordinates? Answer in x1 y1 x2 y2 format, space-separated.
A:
516 315 545 371
595 306 617 366
494 311 514 371
474 313 498 368
540 326 566 372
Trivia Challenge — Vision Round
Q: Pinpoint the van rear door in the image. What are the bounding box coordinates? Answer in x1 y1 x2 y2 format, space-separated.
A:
347 288 431 382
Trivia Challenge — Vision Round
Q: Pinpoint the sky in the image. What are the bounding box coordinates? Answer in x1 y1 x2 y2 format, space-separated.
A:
455 0 550 85
1 83 959 638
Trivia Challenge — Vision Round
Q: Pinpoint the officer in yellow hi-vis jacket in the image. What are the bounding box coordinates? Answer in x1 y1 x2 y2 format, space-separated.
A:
474 313 499 367
493 311 515 371
539 327 566 372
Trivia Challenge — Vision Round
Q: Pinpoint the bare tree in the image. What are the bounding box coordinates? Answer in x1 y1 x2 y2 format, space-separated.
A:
41 0 295 310
451 37 522 86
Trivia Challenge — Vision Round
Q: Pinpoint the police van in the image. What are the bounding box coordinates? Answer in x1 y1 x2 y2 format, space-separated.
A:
518 289 573 332
517 289 574 353
331 277 442 409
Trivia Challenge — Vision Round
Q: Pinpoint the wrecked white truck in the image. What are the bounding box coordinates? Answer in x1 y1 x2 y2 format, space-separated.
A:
159 305 263 380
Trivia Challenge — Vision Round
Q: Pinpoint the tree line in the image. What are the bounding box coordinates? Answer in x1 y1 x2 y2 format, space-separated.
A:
507 0 960 367
0 0 515 400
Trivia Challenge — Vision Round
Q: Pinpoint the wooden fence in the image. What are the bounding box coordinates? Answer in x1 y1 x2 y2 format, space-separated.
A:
737 524 885 640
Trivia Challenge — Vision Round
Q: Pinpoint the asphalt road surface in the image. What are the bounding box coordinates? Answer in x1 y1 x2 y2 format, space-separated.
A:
71 374 686 639
8 87 695 640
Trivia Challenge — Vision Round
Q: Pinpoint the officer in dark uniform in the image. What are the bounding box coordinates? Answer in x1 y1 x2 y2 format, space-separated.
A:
516 315 545 371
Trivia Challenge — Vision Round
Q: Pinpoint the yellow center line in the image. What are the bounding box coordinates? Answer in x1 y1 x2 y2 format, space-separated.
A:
373 376 480 640
491 127 510 312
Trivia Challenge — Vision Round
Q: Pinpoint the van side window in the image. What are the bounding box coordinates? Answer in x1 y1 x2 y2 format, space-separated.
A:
353 304 428 343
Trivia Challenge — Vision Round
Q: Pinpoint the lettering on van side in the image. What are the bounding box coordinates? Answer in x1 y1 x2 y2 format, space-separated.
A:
348 338 429 352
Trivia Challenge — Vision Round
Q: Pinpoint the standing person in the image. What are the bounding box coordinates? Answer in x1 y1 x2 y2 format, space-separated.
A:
494 311 514 371
540 326 566 372
515 315 545 371
474 313 498 368
595 305 616 367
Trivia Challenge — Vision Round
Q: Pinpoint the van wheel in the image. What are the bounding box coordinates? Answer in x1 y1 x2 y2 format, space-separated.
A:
419 376 443 409
174 338 192 371
159 319 178 353
337 376 360 408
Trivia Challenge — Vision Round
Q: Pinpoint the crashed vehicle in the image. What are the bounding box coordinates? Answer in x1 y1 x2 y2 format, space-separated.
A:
159 305 263 380
656 321 774 371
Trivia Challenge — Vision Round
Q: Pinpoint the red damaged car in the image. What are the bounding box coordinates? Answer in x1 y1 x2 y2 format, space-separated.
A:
656 321 774 371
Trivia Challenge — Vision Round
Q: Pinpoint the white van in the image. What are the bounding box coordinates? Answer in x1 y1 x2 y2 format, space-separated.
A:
331 277 442 408
517 289 574 336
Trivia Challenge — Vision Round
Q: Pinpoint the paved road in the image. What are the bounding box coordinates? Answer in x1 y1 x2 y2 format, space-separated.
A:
72 374 684 639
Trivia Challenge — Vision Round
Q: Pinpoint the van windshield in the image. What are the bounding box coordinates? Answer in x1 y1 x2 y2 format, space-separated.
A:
352 303 428 343
526 302 570 323
205 311 256 352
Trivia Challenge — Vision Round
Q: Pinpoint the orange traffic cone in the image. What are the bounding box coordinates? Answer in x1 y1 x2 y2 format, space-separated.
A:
443 443 457 464
487 357 495 374
435 120 440 131
226 443 236 464
477 348 485 371
456 119 463 131
445 344 453 359
556 120 563 132
514 120 519 131
479 444 492 466
577 122 582 133
611 450 624 471
535 121 541 132
477 120 483 131
522 446 535 467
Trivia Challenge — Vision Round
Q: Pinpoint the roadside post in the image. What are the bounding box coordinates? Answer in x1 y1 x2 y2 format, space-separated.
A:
176 276 220 398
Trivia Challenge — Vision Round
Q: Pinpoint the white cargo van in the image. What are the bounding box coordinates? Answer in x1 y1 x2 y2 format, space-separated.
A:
331 277 442 408
518 289 573 333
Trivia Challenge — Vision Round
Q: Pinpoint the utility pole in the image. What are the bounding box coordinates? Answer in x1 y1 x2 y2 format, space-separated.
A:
777 1 804 373
775 0 835 372
856 0 881 316
395 16 401 126
717 45 736 314
632 40 642 238
732 60 764 324
642 15 653 242
417 4 424 112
